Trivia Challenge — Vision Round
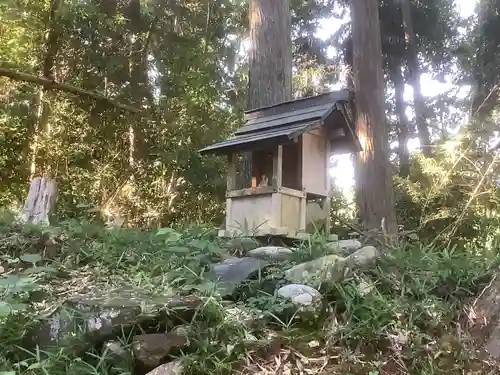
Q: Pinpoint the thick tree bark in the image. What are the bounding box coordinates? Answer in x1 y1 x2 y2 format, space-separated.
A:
400 0 431 156
389 57 410 178
242 0 293 186
351 0 398 237
471 0 500 118
247 0 292 109
123 0 156 168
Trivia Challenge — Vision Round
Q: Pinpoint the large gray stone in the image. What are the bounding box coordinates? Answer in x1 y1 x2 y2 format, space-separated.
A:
344 245 379 268
284 254 345 285
102 340 134 372
277 284 321 306
326 239 362 255
208 257 270 297
284 246 380 286
247 246 293 261
31 287 201 349
132 329 189 369
222 237 261 253
146 360 184 375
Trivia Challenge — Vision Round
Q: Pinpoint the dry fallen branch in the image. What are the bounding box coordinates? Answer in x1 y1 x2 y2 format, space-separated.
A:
0 67 140 113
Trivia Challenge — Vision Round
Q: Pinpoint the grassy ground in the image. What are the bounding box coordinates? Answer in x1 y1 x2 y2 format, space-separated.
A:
0 211 498 375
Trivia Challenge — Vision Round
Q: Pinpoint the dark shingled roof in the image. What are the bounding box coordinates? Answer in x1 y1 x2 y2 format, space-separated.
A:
199 89 356 154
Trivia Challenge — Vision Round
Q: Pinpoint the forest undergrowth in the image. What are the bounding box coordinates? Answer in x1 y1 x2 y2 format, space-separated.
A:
0 210 497 375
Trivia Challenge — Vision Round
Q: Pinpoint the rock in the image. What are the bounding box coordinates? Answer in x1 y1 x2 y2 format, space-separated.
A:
357 279 375 296
208 257 270 297
132 329 189 369
284 246 379 285
146 360 184 375
284 254 345 285
327 234 339 242
326 239 362 255
222 237 261 253
31 287 201 349
104 340 128 357
277 284 321 306
247 246 293 260
103 340 134 372
345 246 379 268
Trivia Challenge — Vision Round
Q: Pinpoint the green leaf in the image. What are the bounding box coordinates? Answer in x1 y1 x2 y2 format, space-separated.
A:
0 275 20 286
0 301 12 317
156 227 178 236
27 362 43 370
41 227 61 236
0 371 16 375
9 303 28 311
188 239 208 250
408 232 419 240
165 247 190 254
20 254 42 265
1 256 19 264
22 266 56 275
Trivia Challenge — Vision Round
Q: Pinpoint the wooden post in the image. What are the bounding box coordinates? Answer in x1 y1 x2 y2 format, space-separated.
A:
324 197 331 236
227 153 236 191
325 139 332 236
272 145 283 188
271 144 283 229
225 153 236 235
299 196 307 231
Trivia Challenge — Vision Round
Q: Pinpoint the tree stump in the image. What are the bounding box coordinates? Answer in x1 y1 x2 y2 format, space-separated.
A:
17 177 57 226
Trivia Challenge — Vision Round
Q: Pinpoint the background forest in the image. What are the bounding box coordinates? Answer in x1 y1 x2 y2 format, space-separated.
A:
2 0 500 248
0 0 497 243
2 0 500 374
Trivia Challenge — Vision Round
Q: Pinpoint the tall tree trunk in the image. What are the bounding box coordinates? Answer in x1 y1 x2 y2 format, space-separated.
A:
400 0 431 156
351 0 398 238
29 0 63 178
126 0 145 169
125 0 155 168
242 0 292 186
248 0 292 108
471 0 500 118
389 56 410 178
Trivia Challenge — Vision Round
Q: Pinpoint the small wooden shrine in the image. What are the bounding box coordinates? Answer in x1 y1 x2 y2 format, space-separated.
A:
199 89 361 239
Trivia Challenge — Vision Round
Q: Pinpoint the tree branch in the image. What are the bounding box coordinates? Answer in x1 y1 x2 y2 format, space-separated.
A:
0 67 141 113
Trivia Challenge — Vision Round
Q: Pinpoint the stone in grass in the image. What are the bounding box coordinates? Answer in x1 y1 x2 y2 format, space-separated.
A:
102 340 134 372
31 287 201 349
277 284 321 306
132 328 189 369
146 360 184 375
222 237 261 252
344 245 379 268
247 246 293 261
284 254 345 285
207 257 270 297
326 239 362 255
284 246 379 285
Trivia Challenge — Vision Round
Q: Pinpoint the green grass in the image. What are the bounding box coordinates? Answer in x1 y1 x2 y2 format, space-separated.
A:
0 214 497 375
